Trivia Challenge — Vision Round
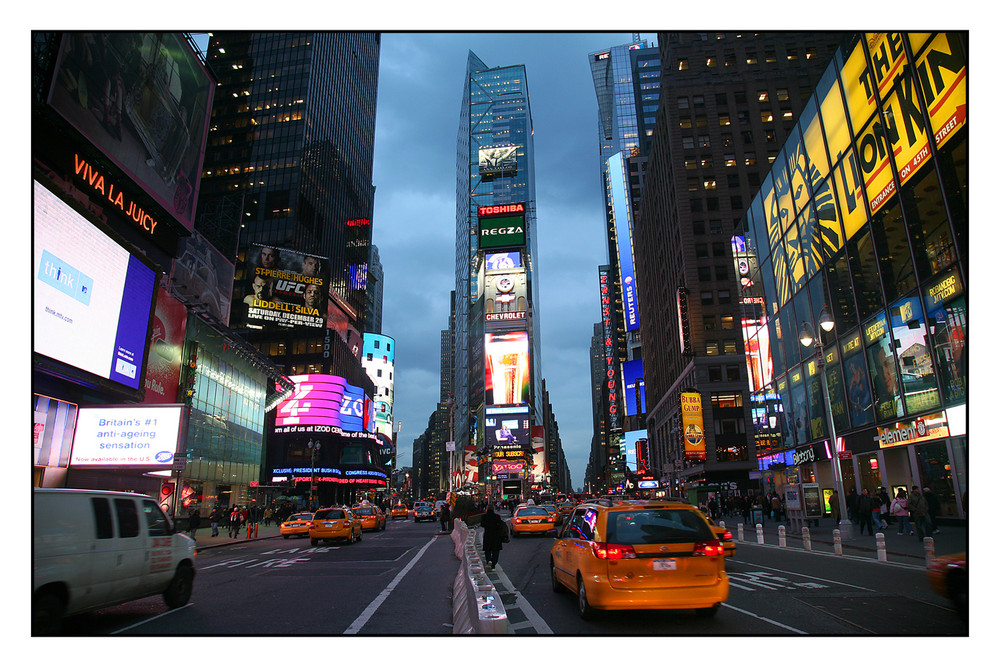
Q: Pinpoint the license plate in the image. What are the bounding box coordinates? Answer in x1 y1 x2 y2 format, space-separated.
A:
530 519 541 523
324 522 334 527
653 559 677 571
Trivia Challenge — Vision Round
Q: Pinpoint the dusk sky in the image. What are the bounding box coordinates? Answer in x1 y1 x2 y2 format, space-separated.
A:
372 32 655 489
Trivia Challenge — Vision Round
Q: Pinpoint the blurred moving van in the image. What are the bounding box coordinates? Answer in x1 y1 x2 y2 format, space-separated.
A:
33 488 197 634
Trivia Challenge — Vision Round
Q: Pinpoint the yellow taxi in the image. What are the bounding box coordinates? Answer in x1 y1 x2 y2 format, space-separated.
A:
540 503 561 525
309 507 362 545
511 505 557 537
550 499 729 619
390 503 409 520
705 517 736 557
927 552 967 619
557 501 576 521
279 512 314 539
353 505 386 532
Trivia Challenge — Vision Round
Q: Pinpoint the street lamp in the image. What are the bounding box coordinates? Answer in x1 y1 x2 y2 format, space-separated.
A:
307 440 321 511
798 305 853 540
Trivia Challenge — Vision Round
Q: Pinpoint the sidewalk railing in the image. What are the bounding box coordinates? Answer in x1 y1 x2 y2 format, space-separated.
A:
450 519 508 634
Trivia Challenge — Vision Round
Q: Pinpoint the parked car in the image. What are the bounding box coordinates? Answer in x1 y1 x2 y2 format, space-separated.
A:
550 499 729 619
33 488 197 634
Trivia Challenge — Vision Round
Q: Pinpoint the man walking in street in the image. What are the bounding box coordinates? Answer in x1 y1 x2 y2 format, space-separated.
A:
856 488 876 536
923 487 942 534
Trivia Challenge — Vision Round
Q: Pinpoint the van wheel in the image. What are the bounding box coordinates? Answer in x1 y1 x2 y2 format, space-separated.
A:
33 589 65 635
163 563 194 608
577 576 597 620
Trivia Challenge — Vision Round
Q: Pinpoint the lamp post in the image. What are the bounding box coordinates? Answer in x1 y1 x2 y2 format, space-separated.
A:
799 305 853 540
307 440 320 511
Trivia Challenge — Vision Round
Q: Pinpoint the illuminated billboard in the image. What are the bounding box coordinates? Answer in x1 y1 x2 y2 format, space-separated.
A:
484 331 530 406
361 334 395 441
681 392 706 461
71 404 184 468
238 243 328 330
141 286 187 404
622 359 645 416
485 252 522 272
478 203 526 250
599 267 621 431
484 270 527 325
47 33 214 233
274 374 374 434
485 406 530 451
478 144 518 180
607 152 640 331
33 180 157 392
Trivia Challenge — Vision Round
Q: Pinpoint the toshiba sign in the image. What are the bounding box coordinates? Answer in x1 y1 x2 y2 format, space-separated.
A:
478 203 525 217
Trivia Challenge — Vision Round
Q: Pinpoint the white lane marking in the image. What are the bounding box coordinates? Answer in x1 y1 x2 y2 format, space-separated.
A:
109 603 193 635
343 535 439 634
728 560 876 591
720 602 808 634
492 562 553 635
732 541 925 570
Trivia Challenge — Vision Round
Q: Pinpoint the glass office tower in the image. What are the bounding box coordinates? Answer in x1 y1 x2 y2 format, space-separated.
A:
455 52 541 498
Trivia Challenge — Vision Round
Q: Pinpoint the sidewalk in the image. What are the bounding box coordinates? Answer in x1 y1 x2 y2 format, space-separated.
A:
185 522 285 550
716 515 968 565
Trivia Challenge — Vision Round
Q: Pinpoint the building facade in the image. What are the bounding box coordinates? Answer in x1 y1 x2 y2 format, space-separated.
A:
634 32 847 500
736 32 968 518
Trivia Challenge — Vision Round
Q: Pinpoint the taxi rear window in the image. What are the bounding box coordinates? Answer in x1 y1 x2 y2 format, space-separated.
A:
606 509 714 545
314 509 346 520
517 507 549 517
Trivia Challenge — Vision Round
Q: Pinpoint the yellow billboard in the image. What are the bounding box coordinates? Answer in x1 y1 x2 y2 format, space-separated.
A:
915 33 967 150
680 391 706 461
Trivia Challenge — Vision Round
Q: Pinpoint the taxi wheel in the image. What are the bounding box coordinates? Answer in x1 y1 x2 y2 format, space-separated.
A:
311 538 319 546
577 576 597 620
550 560 563 593
163 563 194 608
696 603 720 617
283 535 290 539
357 530 362 542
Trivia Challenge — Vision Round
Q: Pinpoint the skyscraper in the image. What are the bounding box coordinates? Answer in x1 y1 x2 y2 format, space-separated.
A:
454 52 542 499
197 31 384 506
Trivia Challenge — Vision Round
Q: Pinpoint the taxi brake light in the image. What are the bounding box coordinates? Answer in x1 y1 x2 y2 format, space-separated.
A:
591 542 636 560
693 539 724 559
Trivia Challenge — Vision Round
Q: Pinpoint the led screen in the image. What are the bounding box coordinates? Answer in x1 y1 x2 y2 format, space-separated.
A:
34 180 157 391
484 331 530 405
622 359 645 416
485 406 530 451
71 405 183 467
485 252 522 272
484 270 527 325
479 214 526 249
274 374 374 433
238 243 329 330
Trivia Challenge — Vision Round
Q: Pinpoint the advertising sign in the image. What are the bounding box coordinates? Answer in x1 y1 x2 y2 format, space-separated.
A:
47 33 214 233
479 215 526 249
680 391 706 461
599 268 621 431
484 270 527 325
239 243 328 330
478 144 518 180
71 404 184 467
34 180 157 392
484 331 530 405
485 252 522 272
274 374 374 433
485 406 530 451
622 359 645 416
607 152 640 331
141 286 187 404
170 230 234 325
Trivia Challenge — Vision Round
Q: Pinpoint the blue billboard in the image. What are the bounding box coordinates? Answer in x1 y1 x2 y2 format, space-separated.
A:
607 151 640 331
622 358 646 416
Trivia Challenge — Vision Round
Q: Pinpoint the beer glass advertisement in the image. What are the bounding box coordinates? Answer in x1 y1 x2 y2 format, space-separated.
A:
48 33 214 233
238 244 328 330
485 331 530 405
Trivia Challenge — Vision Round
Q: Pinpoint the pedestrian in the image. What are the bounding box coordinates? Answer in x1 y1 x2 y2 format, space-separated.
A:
830 489 840 524
890 488 912 535
923 487 941 534
908 486 933 540
856 489 876 536
229 506 242 538
264 506 273 527
770 494 781 521
209 507 221 537
439 503 452 532
480 505 506 570
876 487 891 530
707 496 718 520
846 488 858 523
187 509 201 538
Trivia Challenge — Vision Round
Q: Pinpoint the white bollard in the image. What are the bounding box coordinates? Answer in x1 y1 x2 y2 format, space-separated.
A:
778 524 786 548
756 523 764 544
738 523 745 542
802 526 812 551
833 529 843 555
923 537 936 567
875 532 887 562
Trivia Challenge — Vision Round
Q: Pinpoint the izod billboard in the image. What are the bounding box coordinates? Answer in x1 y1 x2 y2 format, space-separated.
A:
680 391 706 461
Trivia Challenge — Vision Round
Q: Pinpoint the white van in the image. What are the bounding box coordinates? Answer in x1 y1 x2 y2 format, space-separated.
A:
33 488 197 634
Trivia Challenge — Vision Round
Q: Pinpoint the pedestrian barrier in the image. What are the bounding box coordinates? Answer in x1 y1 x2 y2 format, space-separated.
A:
923 537 935 567
756 523 764 544
737 523 745 542
778 525 786 548
875 533 887 561
833 529 843 555
731 521 944 564
802 526 812 551
450 519 508 635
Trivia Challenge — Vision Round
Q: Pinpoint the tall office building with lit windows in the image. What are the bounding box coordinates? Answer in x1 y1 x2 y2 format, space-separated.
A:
453 51 544 498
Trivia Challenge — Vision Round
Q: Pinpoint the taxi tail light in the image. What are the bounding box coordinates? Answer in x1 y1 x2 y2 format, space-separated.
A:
693 539 724 559
591 542 636 560
722 530 733 540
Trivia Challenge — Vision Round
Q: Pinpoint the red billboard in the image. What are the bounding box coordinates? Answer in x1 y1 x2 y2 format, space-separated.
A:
141 285 188 404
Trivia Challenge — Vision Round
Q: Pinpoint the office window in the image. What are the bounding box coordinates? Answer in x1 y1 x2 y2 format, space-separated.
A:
716 265 729 280
688 177 701 192
777 88 790 101
709 366 723 381
726 365 741 381
679 116 693 129
721 315 735 329
693 220 706 234
746 51 758 64
677 59 689 71
693 95 704 107
724 154 737 167
678 97 690 109
706 342 720 355
716 93 728 105
695 243 710 259
724 340 738 354
683 136 695 149
719 114 731 126
704 315 717 330
685 159 698 170
704 179 717 190
718 290 732 305
761 110 774 123
698 135 711 148
698 266 713 281
758 90 770 102
701 291 714 305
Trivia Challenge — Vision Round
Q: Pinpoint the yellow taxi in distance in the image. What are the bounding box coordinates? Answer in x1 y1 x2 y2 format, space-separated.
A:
279 512 314 539
390 504 409 520
512 506 557 537
309 507 362 545
558 501 576 520
540 503 561 525
353 505 386 531
550 499 729 619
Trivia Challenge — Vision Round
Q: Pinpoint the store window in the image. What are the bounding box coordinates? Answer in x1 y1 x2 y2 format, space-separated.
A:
889 294 941 415
857 455 882 493
871 202 916 303
915 442 957 518
847 232 883 321
924 281 966 405
900 163 958 281
863 311 904 422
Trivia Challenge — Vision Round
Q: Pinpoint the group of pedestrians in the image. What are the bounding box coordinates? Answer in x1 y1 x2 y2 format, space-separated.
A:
846 485 941 540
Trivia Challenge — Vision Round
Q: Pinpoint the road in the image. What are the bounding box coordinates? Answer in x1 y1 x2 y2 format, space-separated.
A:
49 517 966 637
